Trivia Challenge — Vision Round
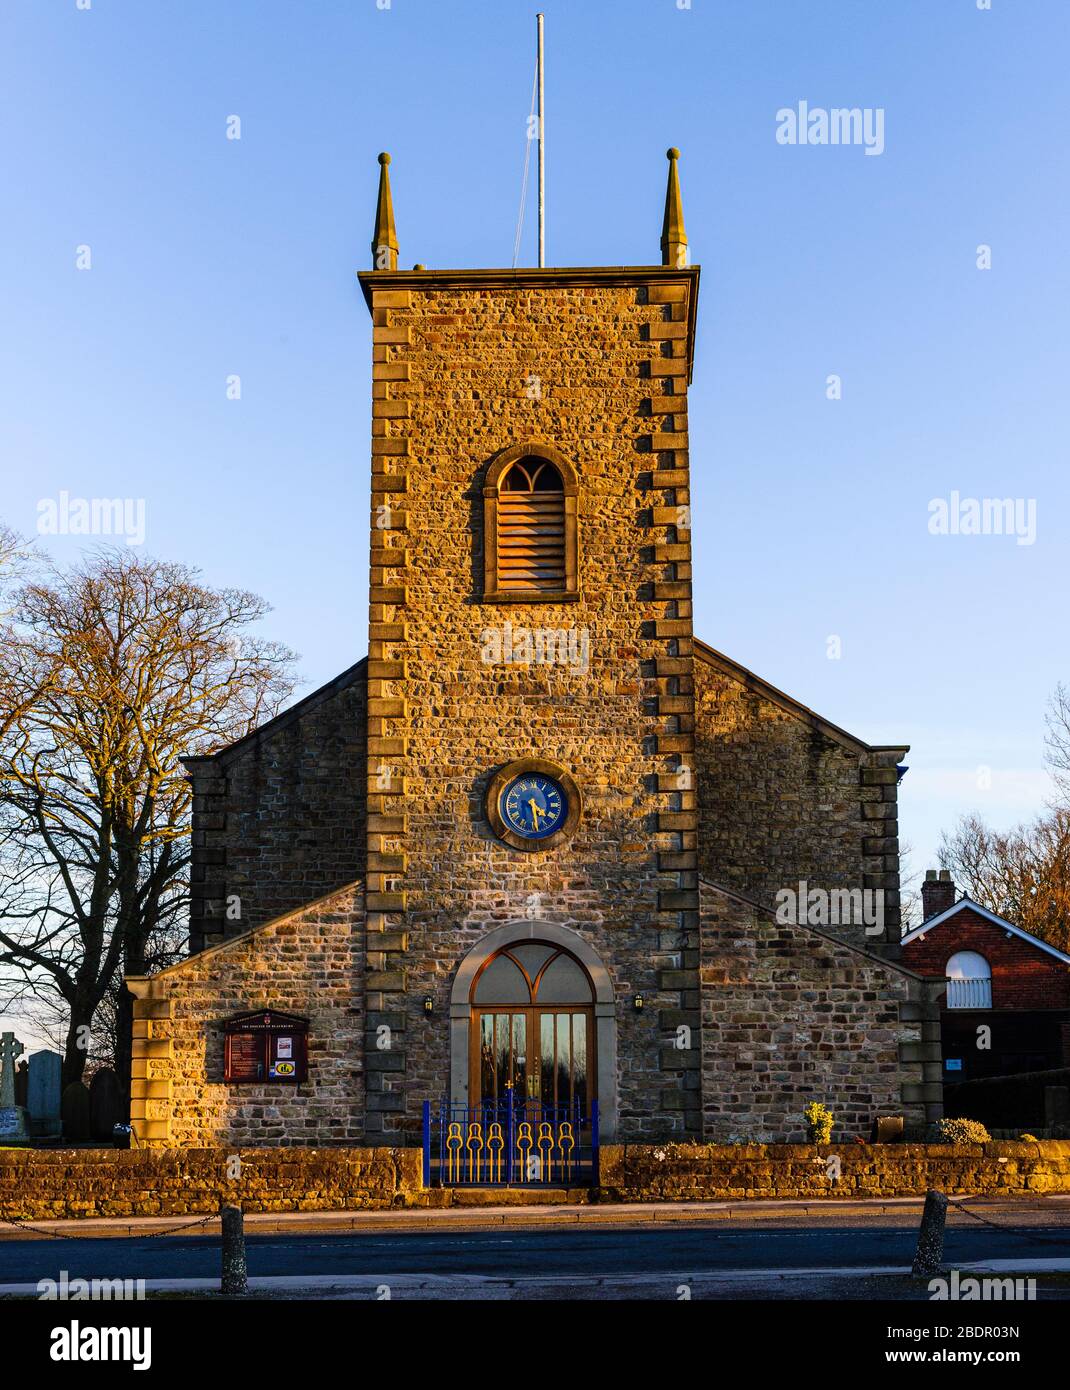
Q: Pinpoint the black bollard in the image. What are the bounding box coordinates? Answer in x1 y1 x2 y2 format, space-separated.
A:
911 1189 948 1278
220 1204 248 1295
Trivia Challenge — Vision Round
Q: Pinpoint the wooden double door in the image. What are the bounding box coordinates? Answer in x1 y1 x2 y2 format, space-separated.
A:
471 1006 593 1114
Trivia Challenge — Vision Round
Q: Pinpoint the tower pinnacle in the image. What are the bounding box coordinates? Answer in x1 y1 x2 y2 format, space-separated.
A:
371 152 398 271
660 147 688 269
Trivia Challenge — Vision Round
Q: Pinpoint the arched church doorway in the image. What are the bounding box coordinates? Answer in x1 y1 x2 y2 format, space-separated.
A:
449 921 618 1143
470 942 594 1113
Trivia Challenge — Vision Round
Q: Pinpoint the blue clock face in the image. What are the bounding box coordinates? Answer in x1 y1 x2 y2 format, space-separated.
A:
500 773 568 840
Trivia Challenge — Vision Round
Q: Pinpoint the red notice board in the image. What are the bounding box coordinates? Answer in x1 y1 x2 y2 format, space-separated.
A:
223 1010 309 1084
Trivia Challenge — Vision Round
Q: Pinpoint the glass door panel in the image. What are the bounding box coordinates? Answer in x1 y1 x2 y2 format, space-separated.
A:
555 1012 570 1107
572 1013 588 1114
494 1014 510 1101
479 1014 495 1102
539 1013 554 1105
512 1013 528 1104
474 1011 530 1105
473 1006 592 1113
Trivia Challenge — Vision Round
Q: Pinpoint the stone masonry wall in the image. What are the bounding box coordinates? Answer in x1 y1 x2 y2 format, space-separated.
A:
699 881 939 1141
598 1140 1070 1200
0 1147 419 1219
361 268 702 1143
694 645 905 946
4 1142 1070 1220
184 664 367 952
159 264 917 1151
127 884 366 1147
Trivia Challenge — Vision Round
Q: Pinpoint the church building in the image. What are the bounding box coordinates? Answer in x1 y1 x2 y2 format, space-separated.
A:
126 150 942 1164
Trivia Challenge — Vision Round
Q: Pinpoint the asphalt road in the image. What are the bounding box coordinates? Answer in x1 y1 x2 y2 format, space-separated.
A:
4 1223 1070 1285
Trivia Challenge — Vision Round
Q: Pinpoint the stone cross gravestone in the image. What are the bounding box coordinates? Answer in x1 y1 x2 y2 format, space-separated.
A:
0 1032 22 1106
28 1050 63 1137
89 1067 122 1142
0 1030 30 1142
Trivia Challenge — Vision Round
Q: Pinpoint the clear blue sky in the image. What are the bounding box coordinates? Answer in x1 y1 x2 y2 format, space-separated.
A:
1 0 1067 890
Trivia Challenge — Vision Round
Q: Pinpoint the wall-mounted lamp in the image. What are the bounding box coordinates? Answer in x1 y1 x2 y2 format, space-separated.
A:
423 996 434 1014
633 993 644 1012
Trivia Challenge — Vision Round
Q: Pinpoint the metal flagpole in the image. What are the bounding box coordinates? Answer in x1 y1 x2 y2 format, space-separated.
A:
537 12 545 268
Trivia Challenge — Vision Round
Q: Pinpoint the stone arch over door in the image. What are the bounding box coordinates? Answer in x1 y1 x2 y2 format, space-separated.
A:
450 921 618 1140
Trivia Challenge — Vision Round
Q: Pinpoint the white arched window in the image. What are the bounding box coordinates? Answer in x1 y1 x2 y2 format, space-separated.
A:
945 951 991 1009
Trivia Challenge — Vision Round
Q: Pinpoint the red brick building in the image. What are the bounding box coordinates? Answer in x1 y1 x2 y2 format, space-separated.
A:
901 871 1070 1084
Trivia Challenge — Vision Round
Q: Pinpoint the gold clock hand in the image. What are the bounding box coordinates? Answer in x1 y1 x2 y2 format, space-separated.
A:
527 797 542 829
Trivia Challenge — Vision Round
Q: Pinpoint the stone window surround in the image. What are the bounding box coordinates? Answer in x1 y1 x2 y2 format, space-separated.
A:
481 442 580 604
449 920 618 1140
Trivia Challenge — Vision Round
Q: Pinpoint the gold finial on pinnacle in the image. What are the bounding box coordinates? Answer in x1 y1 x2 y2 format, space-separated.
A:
660 146 688 269
371 151 398 271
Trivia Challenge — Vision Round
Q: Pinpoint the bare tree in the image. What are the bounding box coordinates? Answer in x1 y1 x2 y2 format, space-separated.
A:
0 549 297 1096
939 808 1070 954
0 525 34 615
897 838 922 932
1045 682 1070 805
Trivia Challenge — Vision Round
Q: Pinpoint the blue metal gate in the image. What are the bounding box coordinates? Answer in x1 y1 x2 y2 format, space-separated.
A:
422 1095 599 1187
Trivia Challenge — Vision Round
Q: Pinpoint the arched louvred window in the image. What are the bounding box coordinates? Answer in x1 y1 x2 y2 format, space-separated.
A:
498 458 564 592
483 443 579 601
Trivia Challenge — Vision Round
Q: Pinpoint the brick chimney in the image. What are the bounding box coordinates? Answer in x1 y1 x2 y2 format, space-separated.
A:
921 869 956 921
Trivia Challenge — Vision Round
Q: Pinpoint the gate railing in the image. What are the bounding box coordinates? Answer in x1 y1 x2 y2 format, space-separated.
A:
422 1094 599 1188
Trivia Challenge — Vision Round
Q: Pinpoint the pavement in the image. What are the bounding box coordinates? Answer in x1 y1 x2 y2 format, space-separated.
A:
8 1264 1070 1301
4 1193 1070 1239
1 1197 1069 1299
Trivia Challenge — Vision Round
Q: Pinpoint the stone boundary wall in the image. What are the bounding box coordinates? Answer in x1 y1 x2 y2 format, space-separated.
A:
3 1143 1070 1220
0 1148 421 1220
599 1141 1070 1200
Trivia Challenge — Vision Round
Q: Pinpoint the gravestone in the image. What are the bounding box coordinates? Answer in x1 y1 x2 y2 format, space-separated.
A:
14 1059 28 1108
89 1067 122 1142
61 1080 91 1141
0 1030 30 1142
28 1050 63 1137
1045 1085 1070 1130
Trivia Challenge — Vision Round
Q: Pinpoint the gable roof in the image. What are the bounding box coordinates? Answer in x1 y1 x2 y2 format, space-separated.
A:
181 656 367 773
700 877 928 983
901 897 1070 966
182 640 906 777
694 639 908 758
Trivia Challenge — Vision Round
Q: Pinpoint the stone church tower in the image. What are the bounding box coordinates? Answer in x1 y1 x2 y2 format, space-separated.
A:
359 148 702 1140
126 151 941 1153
